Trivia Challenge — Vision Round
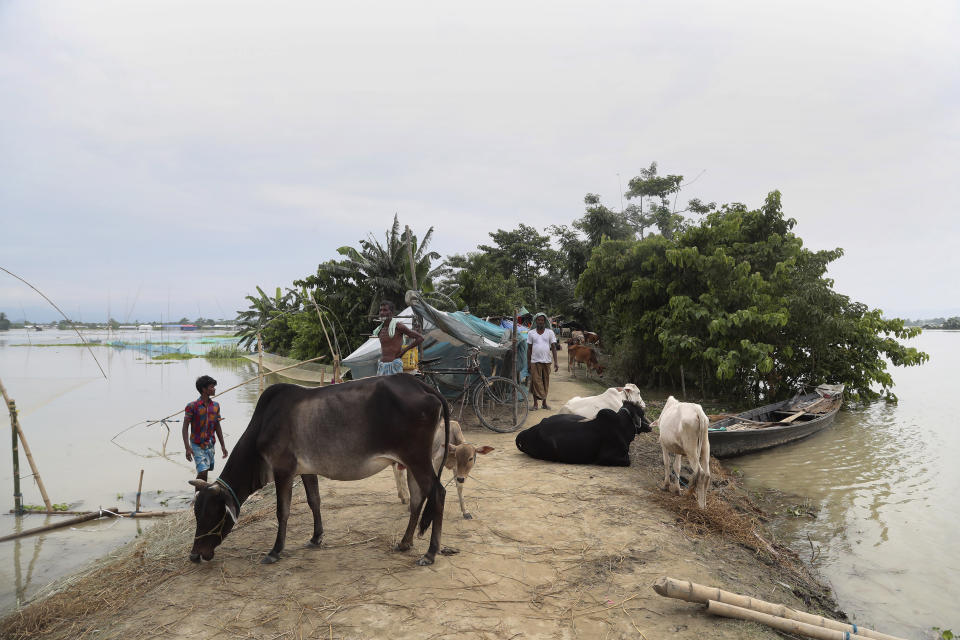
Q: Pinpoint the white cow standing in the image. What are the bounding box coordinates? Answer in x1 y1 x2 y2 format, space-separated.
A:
655 396 711 508
559 383 645 419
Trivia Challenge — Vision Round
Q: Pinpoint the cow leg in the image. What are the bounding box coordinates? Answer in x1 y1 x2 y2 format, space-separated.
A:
671 454 683 495
661 449 673 491
301 474 324 547
412 465 445 565
456 481 472 519
392 463 410 504
396 473 426 553
262 470 295 564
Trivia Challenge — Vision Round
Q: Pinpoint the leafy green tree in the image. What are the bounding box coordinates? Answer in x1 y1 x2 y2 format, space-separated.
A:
234 286 299 355
578 190 927 402
324 215 448 317
445 252 526 316
573 194 634 246
625 162 686 239
943 317 960 330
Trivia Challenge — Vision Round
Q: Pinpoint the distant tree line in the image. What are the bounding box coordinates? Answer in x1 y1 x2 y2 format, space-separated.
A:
237 162 928 403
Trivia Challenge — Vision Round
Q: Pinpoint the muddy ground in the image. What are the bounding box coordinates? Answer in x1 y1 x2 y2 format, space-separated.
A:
2 354 838 639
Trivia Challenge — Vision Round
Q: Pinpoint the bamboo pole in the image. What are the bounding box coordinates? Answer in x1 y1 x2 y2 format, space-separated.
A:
9 398 20 514
9 508 181 517
653 577 905 640
257 331 264 395
0 509 177 543
306 294 339 383
511 308 518 422
405 226 423 367
135 469 144 513
707 600 873 640
1 377 52 512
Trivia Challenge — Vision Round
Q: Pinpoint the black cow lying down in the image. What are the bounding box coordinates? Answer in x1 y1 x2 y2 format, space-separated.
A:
515 401 651 466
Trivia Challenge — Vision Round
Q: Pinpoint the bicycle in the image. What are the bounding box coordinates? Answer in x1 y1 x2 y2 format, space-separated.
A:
416 346 529 433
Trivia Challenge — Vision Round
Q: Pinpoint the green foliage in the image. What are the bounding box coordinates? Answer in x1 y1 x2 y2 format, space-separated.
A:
22 503 69 512
445 253 526 316
151 353 197 360
578 190 927 401
933 628 954 640
234 285 300 355
204 344 245 359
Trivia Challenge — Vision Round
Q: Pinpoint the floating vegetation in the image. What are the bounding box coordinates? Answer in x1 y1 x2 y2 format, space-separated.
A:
151 353 197 361
22 503 69 512
204 344 245 359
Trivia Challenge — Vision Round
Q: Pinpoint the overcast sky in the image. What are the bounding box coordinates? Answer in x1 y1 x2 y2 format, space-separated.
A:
2 0 957 323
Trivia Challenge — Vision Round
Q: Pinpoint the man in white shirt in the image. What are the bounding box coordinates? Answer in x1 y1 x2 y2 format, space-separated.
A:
526 312 559 410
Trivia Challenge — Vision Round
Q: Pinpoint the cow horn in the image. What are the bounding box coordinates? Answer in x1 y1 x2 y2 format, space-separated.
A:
188 479 212 489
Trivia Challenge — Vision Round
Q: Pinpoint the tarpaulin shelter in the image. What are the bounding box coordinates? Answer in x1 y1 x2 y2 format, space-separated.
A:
342 291 528 396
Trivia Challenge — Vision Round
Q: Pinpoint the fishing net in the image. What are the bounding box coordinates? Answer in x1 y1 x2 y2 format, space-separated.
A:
242 353 340 383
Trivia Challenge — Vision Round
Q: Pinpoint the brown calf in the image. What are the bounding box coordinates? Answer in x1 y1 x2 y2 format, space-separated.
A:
567 344 604 377
394 420 494 519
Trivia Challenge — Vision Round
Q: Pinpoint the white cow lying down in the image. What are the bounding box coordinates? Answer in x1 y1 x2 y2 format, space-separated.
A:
654 396 710 508
559 383 645 419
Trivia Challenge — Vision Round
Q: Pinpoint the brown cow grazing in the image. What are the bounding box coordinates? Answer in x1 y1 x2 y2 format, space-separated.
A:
394 420 494 519
189 375 450 566
567 345 604 377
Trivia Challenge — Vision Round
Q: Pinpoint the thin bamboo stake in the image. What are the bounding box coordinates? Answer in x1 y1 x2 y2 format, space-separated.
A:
653 577 905 640
306 294 339 383
707 600 873 640
0 509 177 543
135 469 144 513
257 332 264 395
0 377 52 512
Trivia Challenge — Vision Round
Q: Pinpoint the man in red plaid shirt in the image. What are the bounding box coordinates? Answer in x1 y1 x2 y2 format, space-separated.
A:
181 375 229 484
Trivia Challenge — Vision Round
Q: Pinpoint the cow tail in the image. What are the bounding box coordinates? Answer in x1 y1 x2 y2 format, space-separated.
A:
418 385 449 537
696 406 710 508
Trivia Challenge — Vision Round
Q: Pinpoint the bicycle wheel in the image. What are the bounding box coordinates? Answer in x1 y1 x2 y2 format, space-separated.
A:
472 376 529 433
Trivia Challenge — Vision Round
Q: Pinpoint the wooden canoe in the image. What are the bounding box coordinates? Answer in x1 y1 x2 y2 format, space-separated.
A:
707 388 843 458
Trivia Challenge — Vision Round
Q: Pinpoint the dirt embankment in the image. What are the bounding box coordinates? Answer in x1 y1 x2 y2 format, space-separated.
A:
1 356 839 640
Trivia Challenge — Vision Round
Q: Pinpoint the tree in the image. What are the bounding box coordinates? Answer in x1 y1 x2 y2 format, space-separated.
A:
0 312 9 331
444 252 526 316
578 190 928 402
573 194 634 246
234 286 300 355
625 162 688 239
323 215 448 317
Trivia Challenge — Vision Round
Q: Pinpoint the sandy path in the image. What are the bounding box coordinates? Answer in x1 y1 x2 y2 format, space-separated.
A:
13 356 821 639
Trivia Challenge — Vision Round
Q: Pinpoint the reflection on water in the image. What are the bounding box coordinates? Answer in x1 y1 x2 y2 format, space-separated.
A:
734 331 960 638
0 330 284 613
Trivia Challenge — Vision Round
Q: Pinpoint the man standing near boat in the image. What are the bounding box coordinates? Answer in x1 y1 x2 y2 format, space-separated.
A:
526 312 558 410
374 300 423 376
182 375 228 485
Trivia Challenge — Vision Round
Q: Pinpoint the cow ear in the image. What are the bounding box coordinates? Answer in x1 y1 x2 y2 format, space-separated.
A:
476 446 495 455
615 387 624 392
447 443 457 454
188 479 211 489
224 502 238 524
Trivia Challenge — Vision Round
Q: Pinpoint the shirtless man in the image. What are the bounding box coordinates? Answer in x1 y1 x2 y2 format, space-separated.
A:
374 300 424 376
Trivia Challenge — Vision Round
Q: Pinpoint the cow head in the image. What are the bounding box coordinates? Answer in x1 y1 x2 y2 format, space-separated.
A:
188 479 239 562
617 383 645 409
447 443 494 483
621 401 652 434
594 364 605 376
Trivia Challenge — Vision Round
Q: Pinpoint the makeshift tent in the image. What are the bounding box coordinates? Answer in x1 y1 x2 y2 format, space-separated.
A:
342 292 528 395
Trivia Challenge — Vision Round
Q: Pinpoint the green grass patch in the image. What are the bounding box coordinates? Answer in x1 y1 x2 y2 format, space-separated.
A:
204 344 245 359
151 353 197 361
23 503 70 512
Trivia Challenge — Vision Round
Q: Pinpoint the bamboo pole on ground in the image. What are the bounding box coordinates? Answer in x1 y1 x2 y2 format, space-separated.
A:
1 376 52 513
653 577 906 640
708 600 873 640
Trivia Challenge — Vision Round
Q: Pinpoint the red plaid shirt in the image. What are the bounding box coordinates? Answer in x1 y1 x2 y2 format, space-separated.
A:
184 397 221 447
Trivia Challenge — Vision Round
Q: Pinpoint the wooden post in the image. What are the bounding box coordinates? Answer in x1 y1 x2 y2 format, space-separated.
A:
405 226 423 364
511 308 519 423
135 469 144 513
257 331 264 395
1 377 51 513
680 364 687 399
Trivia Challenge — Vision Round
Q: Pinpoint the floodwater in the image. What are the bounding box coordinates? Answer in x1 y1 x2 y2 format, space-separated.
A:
0 329 274 612
1 329 957 637
733 330 959 639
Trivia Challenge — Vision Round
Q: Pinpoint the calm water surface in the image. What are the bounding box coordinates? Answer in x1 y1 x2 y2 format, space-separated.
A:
0 330 274 612
734 331 959 638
